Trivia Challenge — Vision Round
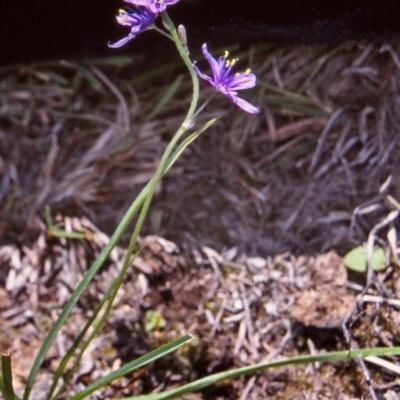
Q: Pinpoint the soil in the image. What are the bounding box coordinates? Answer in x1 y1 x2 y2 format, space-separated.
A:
1 39 400 399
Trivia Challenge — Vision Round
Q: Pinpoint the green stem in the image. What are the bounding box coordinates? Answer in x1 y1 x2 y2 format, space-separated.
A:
81 10 200 353
119 12 199 288
46 11 200 400
162 12 199 124
153 26 174 41
24 182 146 400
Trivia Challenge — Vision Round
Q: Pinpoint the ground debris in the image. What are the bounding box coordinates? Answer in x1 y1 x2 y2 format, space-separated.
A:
2 39 400 398
0 216 398 398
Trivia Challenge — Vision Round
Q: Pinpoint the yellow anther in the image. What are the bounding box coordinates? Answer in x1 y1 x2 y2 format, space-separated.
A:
225 58 238 68
224 51 229 58
245 68 251 74
235 73 240 77
118 9 126 14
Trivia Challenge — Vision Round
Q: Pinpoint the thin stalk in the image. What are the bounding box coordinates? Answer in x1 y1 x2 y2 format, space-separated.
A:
48 119 216 400
46 11 200 399
192 93 216 121
23 191 143 400
73 9 200 364
153 26 174 41
47 278 121 400
25 9 201 399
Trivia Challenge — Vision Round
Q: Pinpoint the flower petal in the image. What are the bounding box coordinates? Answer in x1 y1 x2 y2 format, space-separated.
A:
108 33 136 48
121 0 180 13
224 72 257 91
195 44 259 114
226 93 260 114
124 0 149 6
201 44 222 83
193 62 216 87
109 6 157 48
146 0 180 13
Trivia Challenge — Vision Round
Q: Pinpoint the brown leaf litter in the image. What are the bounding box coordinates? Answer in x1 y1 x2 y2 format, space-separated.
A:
1 218 400 398
1 40 400 398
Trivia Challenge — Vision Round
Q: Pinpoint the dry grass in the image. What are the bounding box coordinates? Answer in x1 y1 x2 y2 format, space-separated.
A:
1 39 400 398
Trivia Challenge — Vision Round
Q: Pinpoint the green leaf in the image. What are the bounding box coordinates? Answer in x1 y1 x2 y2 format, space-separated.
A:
83 56 135 66
145 310 166 332
24 25 205 398
1 353 21 400
344 245 386 272
69 335 193 400
77 65 102 91
125 346 400 400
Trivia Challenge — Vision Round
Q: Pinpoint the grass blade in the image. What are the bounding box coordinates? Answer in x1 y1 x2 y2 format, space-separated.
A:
126 346 400 400
23 177 157 400
28 118 214 399
69 335 193 400
147 74 183 121
1 354 21 400
163 118 217 172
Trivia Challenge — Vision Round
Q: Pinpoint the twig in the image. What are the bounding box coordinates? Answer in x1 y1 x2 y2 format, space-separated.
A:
309 107 345 172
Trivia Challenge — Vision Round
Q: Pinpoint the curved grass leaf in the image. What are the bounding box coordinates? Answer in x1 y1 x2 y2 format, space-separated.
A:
126 346 400 400
69 335 193 400
1 354 21 400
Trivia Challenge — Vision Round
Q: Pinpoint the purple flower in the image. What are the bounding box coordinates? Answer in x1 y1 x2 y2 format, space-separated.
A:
193 44 260 114
108 7 157 48
124 0 179 14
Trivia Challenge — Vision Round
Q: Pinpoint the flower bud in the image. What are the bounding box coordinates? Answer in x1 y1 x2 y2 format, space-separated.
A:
178 24 189 55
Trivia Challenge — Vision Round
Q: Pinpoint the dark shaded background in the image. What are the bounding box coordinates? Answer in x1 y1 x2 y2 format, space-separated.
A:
1 0 400 65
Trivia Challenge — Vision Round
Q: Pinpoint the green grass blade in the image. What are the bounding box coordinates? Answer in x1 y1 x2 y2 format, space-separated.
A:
126 346 400 400
1 354 21 400
69 335 193 400
66 120 216 400
0 374 4 396
264 95 330 117
261 139 317 172
259 81 316 105
22 178 155 400
41 70 69 85
146 74 183 121
47 229 87 239
24 14 203 398
129 62 182 86
47 279 119 400
83 57 135 66
26 116 213 399
44 205 54 229
50 249 141 400
77 65 102 91
163 118 217 172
